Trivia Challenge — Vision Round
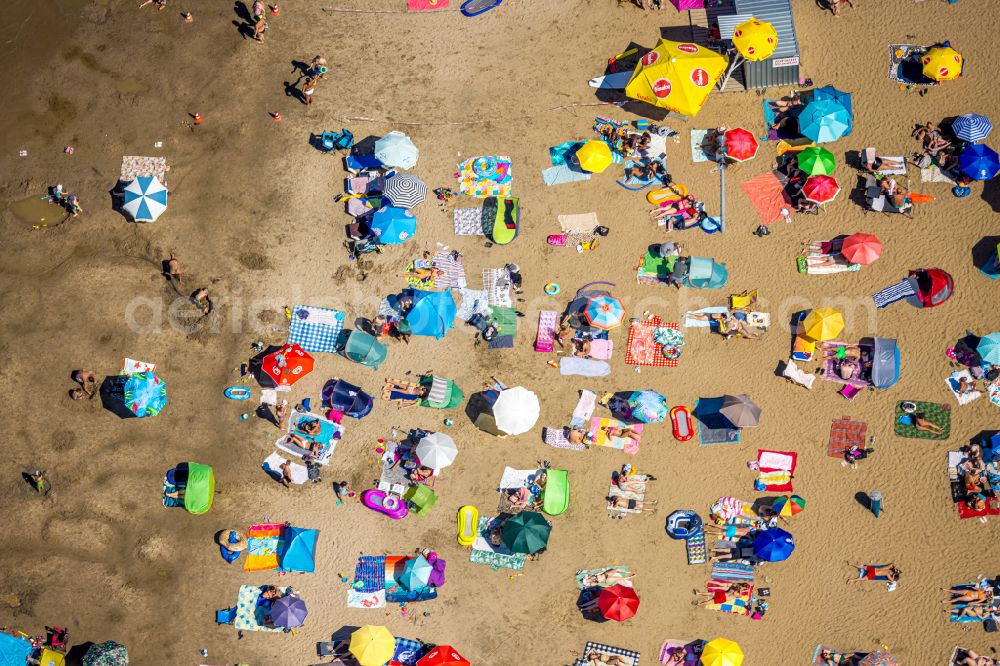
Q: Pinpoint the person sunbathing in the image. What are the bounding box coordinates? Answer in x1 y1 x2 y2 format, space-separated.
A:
864 155 905 174
912 122 944 144
837 359 859 381
956 649 998 666
649 195 698 220
768 92 802 113
603 426 641 442
580 568 636 588
567 427 591 446
409 465 433 484
943 587 994 605
703 523 753 538
949 605 998 621
709 546 754 563
402 266 444 282
609 496 657 512
584 649 630 666
818 648 853 665
625 163 654 181
572 338 592 357
556 322 573 349
297 418 321 435
285 432 322 454
616 477 647 493
912 414 945 434
847 562 900 582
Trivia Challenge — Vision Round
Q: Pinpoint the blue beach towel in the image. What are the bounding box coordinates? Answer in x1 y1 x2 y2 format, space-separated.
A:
287 305 346 353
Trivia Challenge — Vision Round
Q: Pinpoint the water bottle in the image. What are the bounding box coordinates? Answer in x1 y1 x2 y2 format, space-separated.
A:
870 489 883 517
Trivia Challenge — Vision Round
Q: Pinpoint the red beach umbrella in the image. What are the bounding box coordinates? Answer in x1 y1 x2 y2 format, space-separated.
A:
723 128 759 162
261 343 314 387
417 645 471 666
802 175 841 204
597 584 640 622
841 233 883 265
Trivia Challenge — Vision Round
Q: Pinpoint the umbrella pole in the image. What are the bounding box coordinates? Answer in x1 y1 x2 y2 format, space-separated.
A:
716 133 728 233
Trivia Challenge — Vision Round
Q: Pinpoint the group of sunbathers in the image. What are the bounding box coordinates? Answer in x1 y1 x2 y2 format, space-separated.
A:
957 442 998 512
911 121 967 178
683 310 761 340
942 580 1000 622
649 193 710 231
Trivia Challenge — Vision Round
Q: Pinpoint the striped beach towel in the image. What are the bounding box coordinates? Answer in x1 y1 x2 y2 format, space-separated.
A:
712 562 755 582
872 278 916 308
432 251 467 289
543 426 587 452
483 268 513 307
353 555 387 593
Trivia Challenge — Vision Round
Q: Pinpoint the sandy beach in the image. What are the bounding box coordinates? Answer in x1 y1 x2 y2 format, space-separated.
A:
1 0 998 664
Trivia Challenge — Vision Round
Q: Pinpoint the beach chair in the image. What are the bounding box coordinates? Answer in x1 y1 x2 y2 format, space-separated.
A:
729 289 758 310
782 358 816 389
405 484 438 516
320 129 354 153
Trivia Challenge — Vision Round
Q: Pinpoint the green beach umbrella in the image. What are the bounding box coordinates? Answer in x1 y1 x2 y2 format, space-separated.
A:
797 146 836 176
501 511 551 554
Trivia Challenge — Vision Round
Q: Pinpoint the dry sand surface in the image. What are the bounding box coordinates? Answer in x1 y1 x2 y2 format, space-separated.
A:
1 0 998 664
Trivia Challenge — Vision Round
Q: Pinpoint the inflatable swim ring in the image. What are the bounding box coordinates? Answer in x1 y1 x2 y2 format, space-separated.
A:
544 282 560 295
670 405 693 442
663 346 682 361
666 509 703 540
700 216 721 234
224 386 251 400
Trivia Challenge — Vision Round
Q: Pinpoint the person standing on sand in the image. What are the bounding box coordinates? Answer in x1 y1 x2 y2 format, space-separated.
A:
300 75 318 105
309 56 328 79
165 254 182 280
71 369 98 400
66 194 82 218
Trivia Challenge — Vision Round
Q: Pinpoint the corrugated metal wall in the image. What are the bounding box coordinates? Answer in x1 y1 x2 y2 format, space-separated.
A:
735 0 801 89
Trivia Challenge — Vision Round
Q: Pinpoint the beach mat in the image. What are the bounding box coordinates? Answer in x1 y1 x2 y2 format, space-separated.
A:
945 369 982 405
894 401 951 440
287 305 346 354
828 416 867 458
607 474 649 516
757 449 796 491
683 307 728 328
543 426 587 452
542 165 591 186
574 642 640 666
690 129 711 163
694 398 741 446
234 584 288 633
921 165 956 184
712 562 755 582
560 357 611 376
575 565 633 590
702 583 753 616
470 516 525 571
453 207 485 235
558 212 599 234
549 141 585 166
432 251 467 289
686 532 706 565
589 417 642 455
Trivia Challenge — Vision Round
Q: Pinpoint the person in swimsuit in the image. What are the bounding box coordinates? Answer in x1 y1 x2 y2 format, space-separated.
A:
831 0 854 16
297 418 321 435
703 523 753 538
72 369 98 399
942 587 994 605
949 605 998 621
609 496 657 512
602 426 641 442
912 414 945 434
580 568 636 588
300 75 318 105
567 427 591 446
847 562 900 582
285 432 321 455
818 649 853 665
957 649 998 666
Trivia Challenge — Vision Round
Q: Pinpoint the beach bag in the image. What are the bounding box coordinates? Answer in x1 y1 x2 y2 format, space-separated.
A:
594 226 610 237
305 459 322 482
547 234 567 246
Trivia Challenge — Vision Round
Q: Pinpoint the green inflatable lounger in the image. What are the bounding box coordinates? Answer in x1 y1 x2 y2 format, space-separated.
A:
542 469 570 515
483 196 519 245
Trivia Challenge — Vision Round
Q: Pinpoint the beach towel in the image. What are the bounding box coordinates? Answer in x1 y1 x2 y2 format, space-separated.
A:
660 641 700 665
575 566 633 590
694 398 741 446
894 400 951 440
558 212 599 234
690 129 712 163
243 522 283 572
275 409 340 464
453 207 485 236
549 141 586 166
946 369 982 405
498 466 537 491
120 155 169 184
757 450 797 491
626 317 679 368
702 583 753 616
543 426 587 452
233 585 288 633
741 171 790 225
534 310 558 352
588 339 614 360
456 156 513 198
617 159 658 190
762 97 805 140
921 165 956 183
542 165 591 186
607 474 649 516
558 357 609 376
456 287 489 321
684 307 728 327
470 516 525 571
404 259 436 290
712 562 755 582
432 251 467 289
391 637 427 666
574 642 640 666
287 305 346 354
482 268 513 307
685 532 706 565
887 44 937 87
812 646 858 665
589 417 642 455
122 357 155 375
989 381 1000 409
572 390 597 428
408 0 449 9
803 254 861 274
828 416 867 458
872 278 917 308
262 452 308 485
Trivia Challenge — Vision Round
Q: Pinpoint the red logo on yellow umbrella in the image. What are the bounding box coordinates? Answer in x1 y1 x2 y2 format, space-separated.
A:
676 43 700 54
921 45 963 82
732 18 778 62
690 68 710 87
625 39 729 117
653 78 673 98
642 51 660 66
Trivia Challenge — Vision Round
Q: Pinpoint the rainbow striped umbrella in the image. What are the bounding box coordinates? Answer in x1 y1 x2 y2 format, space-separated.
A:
771 495 805 517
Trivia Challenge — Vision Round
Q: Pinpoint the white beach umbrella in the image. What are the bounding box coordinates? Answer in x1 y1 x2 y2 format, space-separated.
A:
122 176 168 222
491 386 540 436
374 131 419 169
415 432 458 469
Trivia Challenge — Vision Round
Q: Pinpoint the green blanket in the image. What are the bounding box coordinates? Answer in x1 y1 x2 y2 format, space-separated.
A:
640 251 674 278
489 306 518 336
894 401 951 440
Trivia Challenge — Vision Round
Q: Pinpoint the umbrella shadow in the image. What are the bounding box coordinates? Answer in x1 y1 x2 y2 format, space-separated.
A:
353 135 380 156
576 587 609 623
65 642 97 666
854 491 873 513
692 397 729 429
99 376 136 419
248 344 283 388
972 235 1000 272
983 178 1000 213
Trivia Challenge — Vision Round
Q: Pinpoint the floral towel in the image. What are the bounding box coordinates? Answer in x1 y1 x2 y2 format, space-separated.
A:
120 156 169 184
453 208 484 236
233 585 287 633
456 156 513 198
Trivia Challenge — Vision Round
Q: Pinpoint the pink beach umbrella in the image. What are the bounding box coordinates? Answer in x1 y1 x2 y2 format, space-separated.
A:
802 175 841 204
670 0 705 9
841 233 883 265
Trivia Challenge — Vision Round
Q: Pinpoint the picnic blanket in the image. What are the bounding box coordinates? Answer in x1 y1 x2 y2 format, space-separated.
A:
574 642 640 666
560 357 611 376
887 44 937 87
575 565 633 590
740 171 790 225
607 474 649 516
756 450 797 492
543 426 588 452
287 305 346 354
635 252 674 286
120 155 169 184
690 129 712 163
694 398 741 446
894 400 951 440
625 317 679 368
456 156 513 198
558 212 599 234
456 287 489 321
542 165 591 186
921 165 956 183
453 207 484 236
946 369 982 405
702 582 754 616
828 416 868 458
432 251 467 289
949 451 1000 520
712 562 755 582
588 417 642 455
470 516 526 571
233 585 288 633
482 268 513 307
244 523 284 572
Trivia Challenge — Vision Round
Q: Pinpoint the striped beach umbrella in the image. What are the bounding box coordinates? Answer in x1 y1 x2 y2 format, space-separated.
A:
772 495 805 517
383 173 427 208
122 176 168 222
802 175 841 204
583 295 626 330
952 114 992 143
123 372 167 418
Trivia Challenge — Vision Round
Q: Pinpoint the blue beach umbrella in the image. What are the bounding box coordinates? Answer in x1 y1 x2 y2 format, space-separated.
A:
405 290 457 339
400 555 433 590
952 114 992 143
977 332 1000 365
752 528 795 562
624 390 668 423
123 371 167 418
270 594 308 629
812 85 853 118
959 144 1000 181
122 176 168 222
370 206 416 244
583 295 626 330
799 99 852 143
374 131 419 170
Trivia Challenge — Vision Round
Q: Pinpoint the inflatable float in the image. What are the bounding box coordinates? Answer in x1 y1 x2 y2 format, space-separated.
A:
670 405 693 442
457 505 479 547
361 489 409 520
665 509 703 540
224 386 251 400
646 184 689 205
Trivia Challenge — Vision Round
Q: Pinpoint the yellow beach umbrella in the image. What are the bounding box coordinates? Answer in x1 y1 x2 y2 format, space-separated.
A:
350 625 396 666
625 39 729 117
921 46 963 81
802 307 845 342
701 637 744 666
576 140 613 173
732 18 778 62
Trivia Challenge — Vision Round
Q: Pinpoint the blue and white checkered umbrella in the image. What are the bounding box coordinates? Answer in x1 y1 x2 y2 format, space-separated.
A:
952 114 992 143
122 176 168 222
